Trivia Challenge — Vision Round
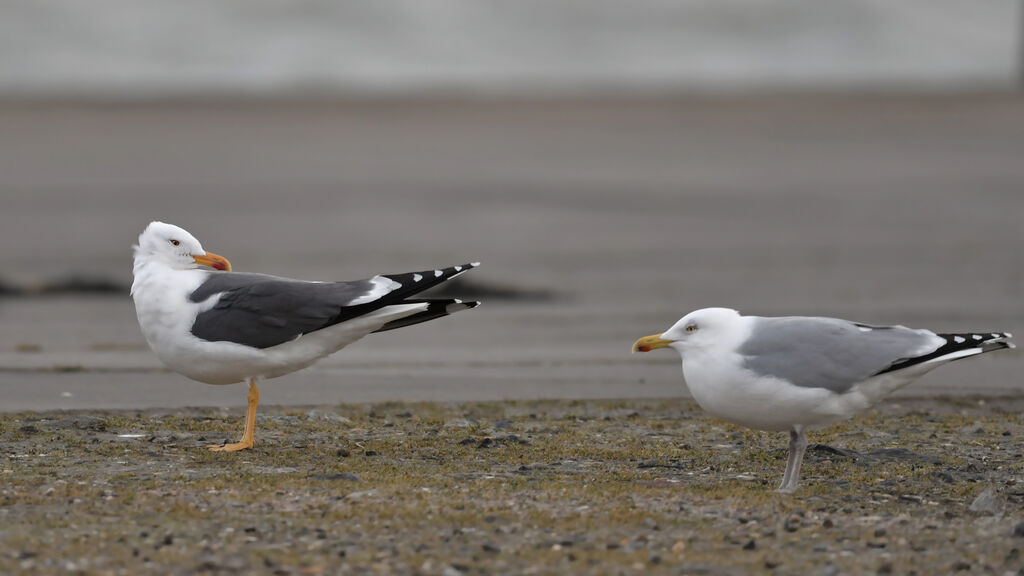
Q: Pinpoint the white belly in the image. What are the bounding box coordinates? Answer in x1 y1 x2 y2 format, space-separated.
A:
681 354 873 432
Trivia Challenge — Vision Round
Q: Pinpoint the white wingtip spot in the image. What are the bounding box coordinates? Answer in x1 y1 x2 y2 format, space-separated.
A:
454 266 462 272
972 334 983 340
1006 332 1013 338
413 273 422 282
377 276 402 290
434 270 443 277
348 275 401 305
471 262 481 267
991 333 1001 338
953 336 965 344
453 298 462 304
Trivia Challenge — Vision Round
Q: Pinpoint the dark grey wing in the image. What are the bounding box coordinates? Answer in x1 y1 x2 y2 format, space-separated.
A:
189 264 479 349
189 272 377 349
738 317 941 393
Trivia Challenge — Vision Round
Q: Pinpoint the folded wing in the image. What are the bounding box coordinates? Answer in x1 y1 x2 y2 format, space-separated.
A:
189 263 479 349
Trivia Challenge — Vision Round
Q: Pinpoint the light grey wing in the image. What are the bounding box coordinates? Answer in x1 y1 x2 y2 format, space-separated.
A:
188 272 378 349
738 316 940 393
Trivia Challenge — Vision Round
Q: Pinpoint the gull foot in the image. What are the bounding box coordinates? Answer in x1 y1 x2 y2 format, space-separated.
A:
208 440 254 452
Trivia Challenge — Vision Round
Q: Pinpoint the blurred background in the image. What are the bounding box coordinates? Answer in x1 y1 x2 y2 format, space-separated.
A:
1 0 1022 410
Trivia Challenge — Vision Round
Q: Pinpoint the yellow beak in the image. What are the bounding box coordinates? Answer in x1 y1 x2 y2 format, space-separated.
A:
192 251 232 271
632 333 673 353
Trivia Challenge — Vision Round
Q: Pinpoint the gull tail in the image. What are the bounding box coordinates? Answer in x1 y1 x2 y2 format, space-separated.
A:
877 331 1014 375
373 299 480 333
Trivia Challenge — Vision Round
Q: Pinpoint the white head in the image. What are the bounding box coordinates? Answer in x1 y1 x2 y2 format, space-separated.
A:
133 221 231 272
632 307 742 354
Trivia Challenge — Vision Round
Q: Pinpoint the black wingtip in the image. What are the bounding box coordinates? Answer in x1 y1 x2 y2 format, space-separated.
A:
444 299 480 313
876 331 1014 376
376 262 482 298
981 338 1015 353
372 297 480 333
454 262 481 274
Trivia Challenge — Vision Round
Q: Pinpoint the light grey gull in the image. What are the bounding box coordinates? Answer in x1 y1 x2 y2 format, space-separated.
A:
632 307 1014 492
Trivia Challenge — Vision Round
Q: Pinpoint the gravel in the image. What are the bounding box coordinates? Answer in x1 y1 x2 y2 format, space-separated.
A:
1 397 1023 575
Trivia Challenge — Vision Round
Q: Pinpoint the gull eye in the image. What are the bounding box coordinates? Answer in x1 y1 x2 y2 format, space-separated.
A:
170 239 181 247
685 324 697 333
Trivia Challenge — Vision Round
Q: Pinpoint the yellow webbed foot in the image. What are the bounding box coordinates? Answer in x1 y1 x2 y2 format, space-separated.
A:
208 439 254 452
208 379 259 453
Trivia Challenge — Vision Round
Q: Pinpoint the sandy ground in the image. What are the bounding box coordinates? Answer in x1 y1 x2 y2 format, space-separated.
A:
0 95 1022 410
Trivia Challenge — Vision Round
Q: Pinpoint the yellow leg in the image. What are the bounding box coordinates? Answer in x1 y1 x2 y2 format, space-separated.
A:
209 379 259 452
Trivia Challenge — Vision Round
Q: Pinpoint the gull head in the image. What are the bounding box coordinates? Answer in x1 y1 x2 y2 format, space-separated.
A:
632 307 742 354
134 221 232 272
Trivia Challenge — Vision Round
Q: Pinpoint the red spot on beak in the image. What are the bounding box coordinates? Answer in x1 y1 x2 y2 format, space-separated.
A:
194 251 232 271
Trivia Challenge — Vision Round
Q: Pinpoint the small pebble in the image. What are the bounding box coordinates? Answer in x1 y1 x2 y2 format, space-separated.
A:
310 473 362 482
443 418 476 428
968 487 1001 515
1013 522 1024 538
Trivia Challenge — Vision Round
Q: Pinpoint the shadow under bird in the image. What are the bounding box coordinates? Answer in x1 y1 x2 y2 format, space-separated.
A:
131 221 480 452
632 307 1015 493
